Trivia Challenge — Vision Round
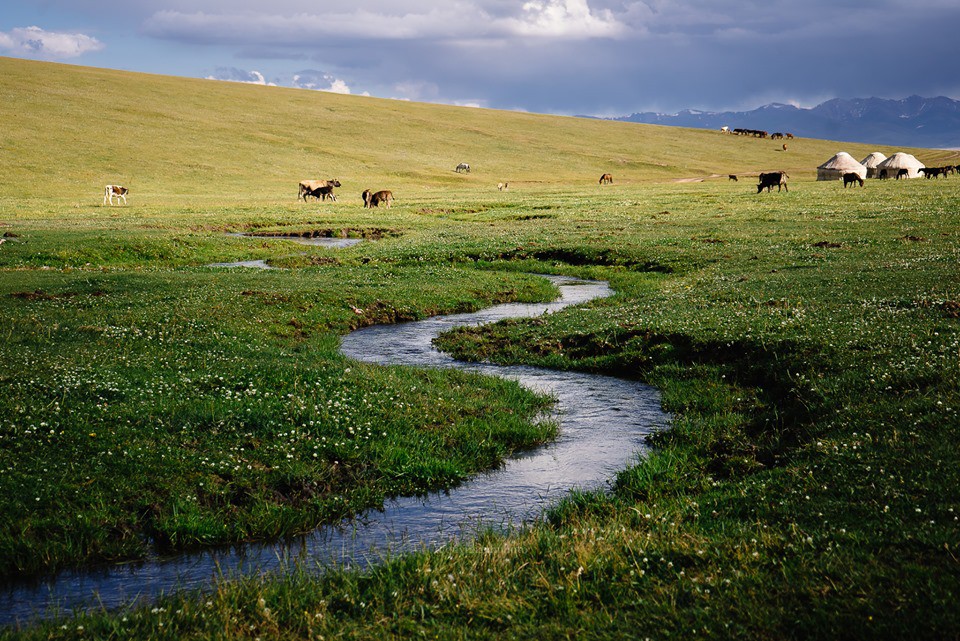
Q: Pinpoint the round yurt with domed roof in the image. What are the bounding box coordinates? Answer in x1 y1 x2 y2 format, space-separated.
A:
875 152 925 179
860 152 887 178
817 152 867 181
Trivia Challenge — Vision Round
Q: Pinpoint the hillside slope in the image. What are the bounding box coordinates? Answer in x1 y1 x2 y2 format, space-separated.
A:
3 57 955 202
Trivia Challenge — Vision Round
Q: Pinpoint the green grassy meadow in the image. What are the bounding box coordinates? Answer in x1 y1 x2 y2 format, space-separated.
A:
1 56 959 638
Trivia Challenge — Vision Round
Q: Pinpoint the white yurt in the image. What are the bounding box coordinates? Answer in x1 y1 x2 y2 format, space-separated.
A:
875 152 925 179
860 152 887 178
817 152 867 181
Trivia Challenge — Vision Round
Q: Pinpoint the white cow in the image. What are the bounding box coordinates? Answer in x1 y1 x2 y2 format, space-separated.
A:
103 185 128 205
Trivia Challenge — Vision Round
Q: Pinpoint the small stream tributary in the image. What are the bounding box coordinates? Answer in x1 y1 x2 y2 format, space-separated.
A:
0 275 667 626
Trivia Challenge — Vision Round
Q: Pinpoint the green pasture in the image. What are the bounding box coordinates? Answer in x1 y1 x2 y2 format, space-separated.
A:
1 57 959 638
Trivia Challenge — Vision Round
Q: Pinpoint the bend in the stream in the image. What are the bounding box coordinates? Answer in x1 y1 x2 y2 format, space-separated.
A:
0 274 667 626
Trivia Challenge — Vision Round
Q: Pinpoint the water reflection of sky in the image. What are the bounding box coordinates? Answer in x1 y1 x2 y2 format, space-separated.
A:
210 235 363 269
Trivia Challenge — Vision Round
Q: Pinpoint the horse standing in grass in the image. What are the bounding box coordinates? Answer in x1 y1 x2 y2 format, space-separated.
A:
599 173 613 185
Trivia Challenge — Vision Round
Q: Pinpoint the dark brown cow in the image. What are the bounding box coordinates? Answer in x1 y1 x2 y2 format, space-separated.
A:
599 173 613 185
307 185 337 201
843 173 864 188
757 171 788 193
362 189 393 208
299 179 341 201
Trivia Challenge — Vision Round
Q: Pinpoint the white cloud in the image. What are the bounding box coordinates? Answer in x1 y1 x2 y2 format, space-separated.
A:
292 70 352 94
205 67 276 85
501 0 627 38
0 26 104 59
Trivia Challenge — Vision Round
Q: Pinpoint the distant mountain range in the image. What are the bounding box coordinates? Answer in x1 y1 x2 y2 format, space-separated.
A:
605 96 960 149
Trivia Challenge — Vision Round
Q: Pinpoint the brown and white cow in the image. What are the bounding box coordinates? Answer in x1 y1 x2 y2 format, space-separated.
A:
103 185 128 205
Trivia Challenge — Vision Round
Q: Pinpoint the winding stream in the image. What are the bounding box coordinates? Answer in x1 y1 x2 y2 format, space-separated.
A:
0 275 667 625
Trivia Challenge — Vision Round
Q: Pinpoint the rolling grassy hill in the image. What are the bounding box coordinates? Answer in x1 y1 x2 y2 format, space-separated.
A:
4 56 957 205
1 56 959 638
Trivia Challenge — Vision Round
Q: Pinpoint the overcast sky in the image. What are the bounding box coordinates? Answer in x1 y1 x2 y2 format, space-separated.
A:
4 0 959 115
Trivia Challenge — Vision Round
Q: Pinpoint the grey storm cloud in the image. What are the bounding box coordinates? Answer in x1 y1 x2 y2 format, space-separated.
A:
141 1 629 44
135 0 960 112
12 0 958 114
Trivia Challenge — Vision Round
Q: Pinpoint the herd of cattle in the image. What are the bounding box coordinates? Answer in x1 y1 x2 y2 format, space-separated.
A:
721 127 794 140
918 166 959 179
98 159 959 206
295 179 394 208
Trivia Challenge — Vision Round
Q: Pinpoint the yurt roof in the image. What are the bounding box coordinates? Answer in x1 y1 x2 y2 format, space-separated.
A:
876 152 924 169
860 152 887 168
818 152 865 171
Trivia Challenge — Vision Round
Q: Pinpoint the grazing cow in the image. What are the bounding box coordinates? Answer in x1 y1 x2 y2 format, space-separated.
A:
843 173 864 188
362 189 393 208
782 144 788 151
785 133 794 139
731 128 770 138
728 174 738 182
771 132 784 140
599 173 613 185
896 169 909 180
757 171 788 193
920 166 951 179
455 162 471 173
497 182 509 191
307 185 337 201
299 179 341 201
103 184 128 205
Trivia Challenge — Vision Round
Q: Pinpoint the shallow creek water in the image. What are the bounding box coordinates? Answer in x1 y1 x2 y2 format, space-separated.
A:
209 235 364 269
0 275 667 625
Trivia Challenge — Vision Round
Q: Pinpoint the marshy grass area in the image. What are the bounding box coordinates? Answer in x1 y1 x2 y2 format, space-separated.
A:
1 57 959 638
